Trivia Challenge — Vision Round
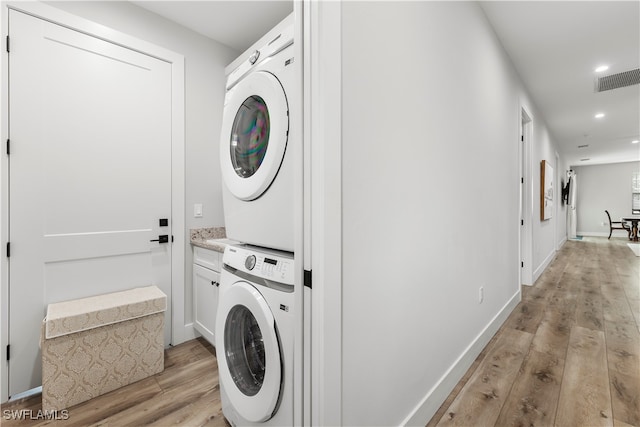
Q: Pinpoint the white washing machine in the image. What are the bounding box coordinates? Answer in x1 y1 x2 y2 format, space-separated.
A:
219 14 296 252
215 244 294 426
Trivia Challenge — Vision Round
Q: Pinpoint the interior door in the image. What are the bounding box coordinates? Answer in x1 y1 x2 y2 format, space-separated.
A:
7 10 173 396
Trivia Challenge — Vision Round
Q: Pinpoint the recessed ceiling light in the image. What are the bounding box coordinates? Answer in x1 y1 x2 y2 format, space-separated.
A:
595 65 609 73
595 113 605 119
632 140 639 144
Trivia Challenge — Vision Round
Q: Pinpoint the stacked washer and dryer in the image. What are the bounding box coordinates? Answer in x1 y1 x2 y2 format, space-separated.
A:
215 14 298 426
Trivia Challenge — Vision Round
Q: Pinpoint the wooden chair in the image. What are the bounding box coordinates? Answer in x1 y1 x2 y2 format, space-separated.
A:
605 210 631 240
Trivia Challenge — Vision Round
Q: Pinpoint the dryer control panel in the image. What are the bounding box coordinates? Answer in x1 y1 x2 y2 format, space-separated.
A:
224 245 294 286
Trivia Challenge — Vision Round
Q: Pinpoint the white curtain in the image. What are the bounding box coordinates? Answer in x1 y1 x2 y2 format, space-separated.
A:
567 171 577 239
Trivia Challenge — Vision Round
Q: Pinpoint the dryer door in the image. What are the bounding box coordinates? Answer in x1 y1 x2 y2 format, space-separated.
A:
220 71 289 201
216 281 283 422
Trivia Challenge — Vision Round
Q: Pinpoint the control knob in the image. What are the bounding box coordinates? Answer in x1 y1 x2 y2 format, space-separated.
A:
245 255 256 270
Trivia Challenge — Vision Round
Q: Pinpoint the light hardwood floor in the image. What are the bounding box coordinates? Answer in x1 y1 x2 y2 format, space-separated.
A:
2 237 638 426
428 237 640 427
1 338 229 427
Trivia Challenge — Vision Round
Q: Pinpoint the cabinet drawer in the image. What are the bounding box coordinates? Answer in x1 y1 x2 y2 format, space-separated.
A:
193 246 221 271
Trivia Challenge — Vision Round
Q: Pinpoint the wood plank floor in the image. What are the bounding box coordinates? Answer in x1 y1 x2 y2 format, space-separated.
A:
1 338 229 427
428 237 640 427
2 237 638 426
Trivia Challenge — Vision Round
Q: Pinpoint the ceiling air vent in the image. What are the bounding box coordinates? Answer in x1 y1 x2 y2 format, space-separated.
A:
595 68 640 92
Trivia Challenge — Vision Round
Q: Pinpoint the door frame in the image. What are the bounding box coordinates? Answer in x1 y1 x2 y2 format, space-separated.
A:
0 1 185 402
519 105 533 286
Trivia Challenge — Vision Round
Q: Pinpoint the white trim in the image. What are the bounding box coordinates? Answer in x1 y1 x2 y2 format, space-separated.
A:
555 152 561 251
520 104 534 286
182 323 198 342
579 231 630 238
533 248 556 283
1 1 185 401
307 0 343 425
401 290 521 426
0 1 8 405
293 1 306 426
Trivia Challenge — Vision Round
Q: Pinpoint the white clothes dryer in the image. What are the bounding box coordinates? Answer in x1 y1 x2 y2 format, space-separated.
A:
215 244 295 426
220 14 297 252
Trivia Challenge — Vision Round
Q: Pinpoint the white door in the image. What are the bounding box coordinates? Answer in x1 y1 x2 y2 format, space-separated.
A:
219 71 289 201
7 10 173 396
216 281 282 423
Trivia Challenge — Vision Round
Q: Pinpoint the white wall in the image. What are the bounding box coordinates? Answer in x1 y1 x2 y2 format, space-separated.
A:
530 125 565 279
42 1 238 328
574 161 640 236
328 2 565 425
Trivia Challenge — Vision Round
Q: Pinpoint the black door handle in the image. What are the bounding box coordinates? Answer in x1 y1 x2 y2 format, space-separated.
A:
150 235 169 243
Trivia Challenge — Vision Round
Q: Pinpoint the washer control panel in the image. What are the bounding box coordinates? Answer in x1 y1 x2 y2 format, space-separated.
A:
224 245 294 286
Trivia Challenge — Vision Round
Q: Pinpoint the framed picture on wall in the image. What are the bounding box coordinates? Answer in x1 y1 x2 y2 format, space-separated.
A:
540 160 553 220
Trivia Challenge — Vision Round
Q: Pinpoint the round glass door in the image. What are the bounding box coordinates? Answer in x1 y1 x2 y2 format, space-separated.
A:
224 304 266 396
220 71 288 201
230 96 270 179
216 281 282 422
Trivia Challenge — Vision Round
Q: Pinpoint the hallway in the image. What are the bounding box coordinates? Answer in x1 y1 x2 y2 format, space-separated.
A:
429 237 640 426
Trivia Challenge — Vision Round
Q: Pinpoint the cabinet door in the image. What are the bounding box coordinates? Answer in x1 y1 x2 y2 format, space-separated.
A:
193 264 220 345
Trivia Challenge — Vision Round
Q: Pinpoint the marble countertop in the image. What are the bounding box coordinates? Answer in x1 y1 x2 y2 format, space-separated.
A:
190 227 238 253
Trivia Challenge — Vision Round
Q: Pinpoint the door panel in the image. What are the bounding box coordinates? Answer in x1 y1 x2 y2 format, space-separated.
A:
8 10 173 396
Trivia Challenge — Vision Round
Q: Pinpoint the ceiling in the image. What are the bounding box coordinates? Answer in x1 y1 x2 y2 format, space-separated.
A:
478 1 638 167
130 1 639 168
130 1 293 52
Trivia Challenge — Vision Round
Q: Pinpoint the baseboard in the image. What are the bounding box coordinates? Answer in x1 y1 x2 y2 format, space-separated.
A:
400 290 521 426
558 236 567 249
578 231 629 238
179 323 198 344
533 249 556 283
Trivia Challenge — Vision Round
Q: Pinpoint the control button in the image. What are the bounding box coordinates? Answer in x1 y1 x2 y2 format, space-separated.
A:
245 255 256 270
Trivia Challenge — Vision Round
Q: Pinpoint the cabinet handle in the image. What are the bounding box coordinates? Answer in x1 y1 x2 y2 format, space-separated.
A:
211 281 219 287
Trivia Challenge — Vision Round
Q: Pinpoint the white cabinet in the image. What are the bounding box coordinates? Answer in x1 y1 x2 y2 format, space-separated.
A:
193 246 221 345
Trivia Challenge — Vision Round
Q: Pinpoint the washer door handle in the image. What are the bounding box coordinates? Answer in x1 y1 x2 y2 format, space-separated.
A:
249 50 260 65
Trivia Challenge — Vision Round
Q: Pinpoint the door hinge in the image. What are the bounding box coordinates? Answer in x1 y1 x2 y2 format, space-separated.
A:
6 139 9 155
171 235 174 243
521 219 524 226
521 261 524 268
6 344 10 361
521 177 524 184
5 35 9 53
521 135 524 142
304 269 312 289
6 242 10 258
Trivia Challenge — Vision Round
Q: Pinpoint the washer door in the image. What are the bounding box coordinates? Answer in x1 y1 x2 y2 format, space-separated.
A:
220 71 289 201
216 281 282 422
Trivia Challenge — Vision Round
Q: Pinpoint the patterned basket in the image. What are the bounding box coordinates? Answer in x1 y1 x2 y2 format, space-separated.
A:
41 286 166 411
